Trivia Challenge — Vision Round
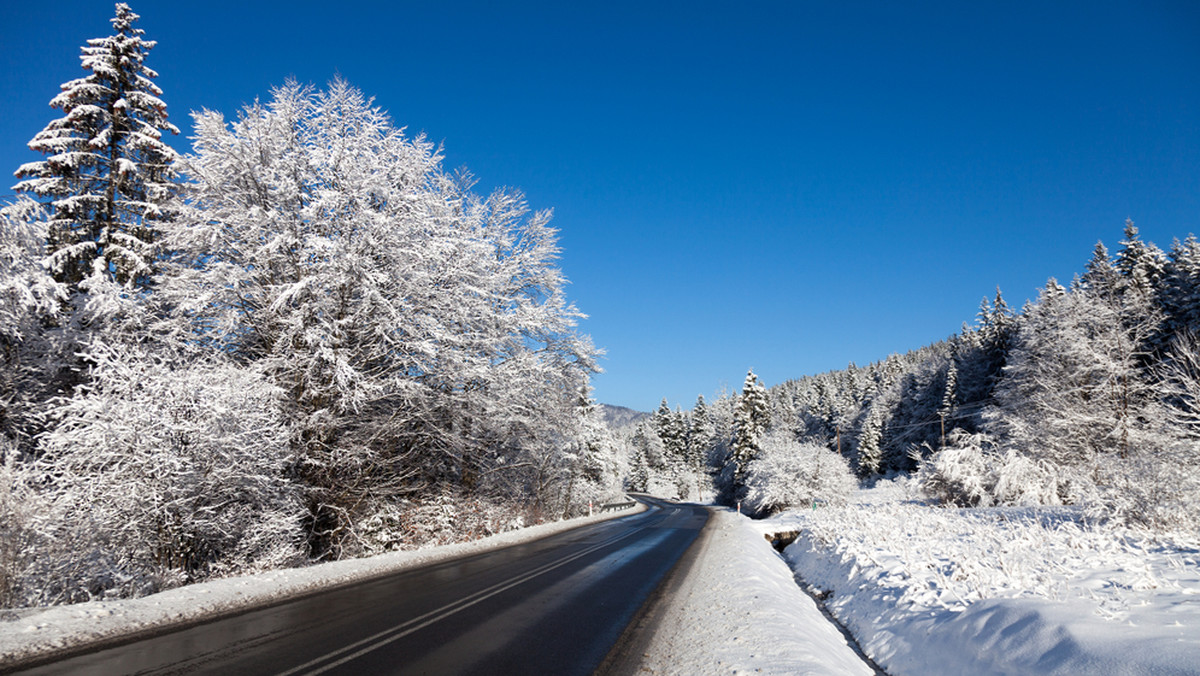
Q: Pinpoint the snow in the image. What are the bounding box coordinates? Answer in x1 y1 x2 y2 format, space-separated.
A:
637 508 875 675
752 476 1200 676
0 503 645 667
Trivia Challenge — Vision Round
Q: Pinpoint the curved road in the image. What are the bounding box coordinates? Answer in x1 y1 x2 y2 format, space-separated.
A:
11 497 708 676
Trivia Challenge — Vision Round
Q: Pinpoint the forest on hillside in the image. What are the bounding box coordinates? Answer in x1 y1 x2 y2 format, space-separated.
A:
630 221 1200 531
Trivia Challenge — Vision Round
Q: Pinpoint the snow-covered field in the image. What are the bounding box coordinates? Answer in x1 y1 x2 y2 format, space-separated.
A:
751 477 1200 676
0 503 645 668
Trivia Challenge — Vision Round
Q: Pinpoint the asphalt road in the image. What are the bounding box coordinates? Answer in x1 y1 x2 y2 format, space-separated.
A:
10 496 709 676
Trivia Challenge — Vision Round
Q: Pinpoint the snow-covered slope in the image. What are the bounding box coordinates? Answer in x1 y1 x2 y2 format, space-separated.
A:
754 477 1200 676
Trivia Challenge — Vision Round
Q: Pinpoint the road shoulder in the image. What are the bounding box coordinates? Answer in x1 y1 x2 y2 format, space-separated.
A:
624 508 875 676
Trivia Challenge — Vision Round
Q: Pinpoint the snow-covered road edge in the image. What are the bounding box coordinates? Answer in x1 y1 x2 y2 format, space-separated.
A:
0 501 647 667
635 508 875 675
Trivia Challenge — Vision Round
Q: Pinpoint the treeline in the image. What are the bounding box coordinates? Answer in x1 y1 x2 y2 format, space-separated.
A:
641 222 1200 530
0 5 621 607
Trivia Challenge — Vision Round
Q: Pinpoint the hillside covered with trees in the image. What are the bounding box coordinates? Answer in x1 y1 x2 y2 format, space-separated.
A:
635 221 1200 531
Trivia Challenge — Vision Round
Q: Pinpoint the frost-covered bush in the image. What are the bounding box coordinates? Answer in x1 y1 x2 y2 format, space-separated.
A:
1090 432 1200 531
0 441 45 608
0 197 68 445
917 432 1065 508
353 491 535 555
24 343 305 605
743 432 857 516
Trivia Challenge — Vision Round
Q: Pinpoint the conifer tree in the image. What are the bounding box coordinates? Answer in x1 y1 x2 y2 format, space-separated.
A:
689 394 713 468
1162 236 1200 335
730 369 770 496
14 3 178 291
1116 220 1167 297
857 400 884 476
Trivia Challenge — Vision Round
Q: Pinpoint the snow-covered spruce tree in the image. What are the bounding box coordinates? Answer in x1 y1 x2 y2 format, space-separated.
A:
856 399 885 476
564 388 625 515
14 3 178 292
169 80 596 557
626 434 649 493
685 394 714 497
1161 236 1200 341
725 369 769 503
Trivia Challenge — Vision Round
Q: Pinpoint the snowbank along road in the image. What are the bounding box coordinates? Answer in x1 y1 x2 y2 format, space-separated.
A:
7 496 708 675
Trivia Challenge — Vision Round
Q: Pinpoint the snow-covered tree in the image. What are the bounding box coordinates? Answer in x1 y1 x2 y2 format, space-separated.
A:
727 369 769 500
168 80 596 555
26 342 303 604
1161 236 1200 338
1116 220 1167 298
562 388 624 515
857 399 885 476
986 277 1160 486
14 3 178 291
626 431 650 493
742 432 857 516
0 198 68 444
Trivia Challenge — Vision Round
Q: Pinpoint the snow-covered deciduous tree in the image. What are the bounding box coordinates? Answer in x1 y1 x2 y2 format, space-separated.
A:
167 80 596 556
0 197 68 445
0 439 43 607
742 432 856 516
566 389 625 513
985 277 1160 479
27 342 303 604
14 3 178 291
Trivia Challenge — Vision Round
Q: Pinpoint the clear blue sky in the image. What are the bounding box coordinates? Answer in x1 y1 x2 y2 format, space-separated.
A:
2 1 1198 412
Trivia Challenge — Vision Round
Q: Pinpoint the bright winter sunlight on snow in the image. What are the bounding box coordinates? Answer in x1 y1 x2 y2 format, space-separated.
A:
1 2 1197 675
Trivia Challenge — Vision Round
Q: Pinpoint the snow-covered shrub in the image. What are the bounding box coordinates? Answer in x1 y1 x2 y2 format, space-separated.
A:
743 432 857 516
916 435 997 507
352 490 534 555
26 343 305 604
990 450 1065 506
918 432 1065 508
0 441 44 608
0 197 67 446
1090 432 1200 531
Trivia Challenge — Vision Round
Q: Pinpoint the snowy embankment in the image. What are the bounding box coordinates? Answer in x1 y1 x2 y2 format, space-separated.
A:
638 508 875 675
0 503 645 667
752 478 1200 676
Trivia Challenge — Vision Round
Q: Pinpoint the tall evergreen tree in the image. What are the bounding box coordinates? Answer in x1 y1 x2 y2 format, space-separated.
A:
1116 220 1167 297
689 394 713 469
14 3 178 291
1162 236 1200 335
857 400 885 476
730 369 769 497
